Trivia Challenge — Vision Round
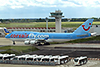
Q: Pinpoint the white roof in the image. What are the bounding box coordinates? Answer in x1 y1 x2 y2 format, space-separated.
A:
50 55 60 59
74 56 87 60
42 56 52 59
35 55 44 58
59 56 69 59
15 56 26 58
25 56 33 58
60 55 69 57
12 54 69 60
25 55 37 58
0 54 15 57
14 54 38 59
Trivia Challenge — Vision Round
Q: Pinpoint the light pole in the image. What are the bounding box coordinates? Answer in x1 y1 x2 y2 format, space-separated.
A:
45 17 48 32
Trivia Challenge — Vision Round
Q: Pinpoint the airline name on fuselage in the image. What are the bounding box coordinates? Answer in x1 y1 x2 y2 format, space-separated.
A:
10 33 49 38
10 33 28 38
29 33 49 38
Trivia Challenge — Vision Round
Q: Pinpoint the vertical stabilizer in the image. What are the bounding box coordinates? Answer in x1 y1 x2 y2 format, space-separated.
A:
3 28 10 35
73 19 94 33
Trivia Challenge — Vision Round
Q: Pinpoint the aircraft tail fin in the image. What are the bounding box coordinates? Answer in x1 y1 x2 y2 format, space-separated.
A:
3 28 10 35
73 19 94 33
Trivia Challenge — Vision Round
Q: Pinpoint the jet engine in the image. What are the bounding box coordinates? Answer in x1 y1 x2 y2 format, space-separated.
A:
24 40 30 45
30 40 36 45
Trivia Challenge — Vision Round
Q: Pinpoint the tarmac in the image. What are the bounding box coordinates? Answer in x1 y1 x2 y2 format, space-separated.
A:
0 37 24 46
44 43 100 48
1 37 100 48
0 37 100 67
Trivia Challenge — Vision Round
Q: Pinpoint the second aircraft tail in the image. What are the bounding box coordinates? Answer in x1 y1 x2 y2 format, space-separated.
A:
3 28 10 35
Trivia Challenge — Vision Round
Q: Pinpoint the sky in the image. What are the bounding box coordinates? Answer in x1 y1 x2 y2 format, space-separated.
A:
0 0 100 19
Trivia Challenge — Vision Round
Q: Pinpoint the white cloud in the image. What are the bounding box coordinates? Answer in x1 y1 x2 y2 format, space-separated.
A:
11 5 24 9
0 0 100 9
66 0 100 7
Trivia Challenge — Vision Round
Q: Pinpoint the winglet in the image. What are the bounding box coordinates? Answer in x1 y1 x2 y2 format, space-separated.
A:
73 19 94 33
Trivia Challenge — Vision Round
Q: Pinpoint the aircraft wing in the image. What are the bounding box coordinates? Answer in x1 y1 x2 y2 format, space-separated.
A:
25 37 49 45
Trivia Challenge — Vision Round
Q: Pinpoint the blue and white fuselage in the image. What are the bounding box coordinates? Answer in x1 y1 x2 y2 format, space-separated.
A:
5 19 94 45
6 31 91 40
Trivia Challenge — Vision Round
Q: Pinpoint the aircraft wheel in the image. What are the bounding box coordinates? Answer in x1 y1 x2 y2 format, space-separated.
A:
38 44 42 46
44 42 50 45
35 43 42 46
13 41 15 45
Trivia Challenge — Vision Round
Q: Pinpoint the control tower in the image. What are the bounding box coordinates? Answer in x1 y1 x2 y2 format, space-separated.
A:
50 10 64 33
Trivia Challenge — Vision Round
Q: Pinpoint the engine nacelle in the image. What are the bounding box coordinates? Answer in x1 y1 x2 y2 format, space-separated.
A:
24 40 30 45
30 40 36 45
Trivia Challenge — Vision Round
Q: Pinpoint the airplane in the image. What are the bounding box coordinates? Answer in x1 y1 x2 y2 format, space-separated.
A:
5 19 95 46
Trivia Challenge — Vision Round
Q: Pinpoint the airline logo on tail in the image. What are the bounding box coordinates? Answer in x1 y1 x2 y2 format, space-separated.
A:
73 19 94 33
82 23 91 31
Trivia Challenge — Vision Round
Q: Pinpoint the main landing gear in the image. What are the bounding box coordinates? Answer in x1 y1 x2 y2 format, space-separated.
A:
35 42 50 46
44 42 50 45
13 41 15 45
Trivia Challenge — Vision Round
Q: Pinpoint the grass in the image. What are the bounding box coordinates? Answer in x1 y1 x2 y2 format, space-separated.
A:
65 35 100 43
0 46 39 55
0 22 100 28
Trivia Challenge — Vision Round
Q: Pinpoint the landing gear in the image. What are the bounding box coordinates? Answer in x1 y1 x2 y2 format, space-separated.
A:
38 44 42 46
13 41 15 45
35 43 42 46
35 42 42 46
44 42 50 45
34 42 50 46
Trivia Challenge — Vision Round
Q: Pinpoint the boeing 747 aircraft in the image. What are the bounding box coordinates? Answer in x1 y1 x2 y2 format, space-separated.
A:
5 19 95 45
